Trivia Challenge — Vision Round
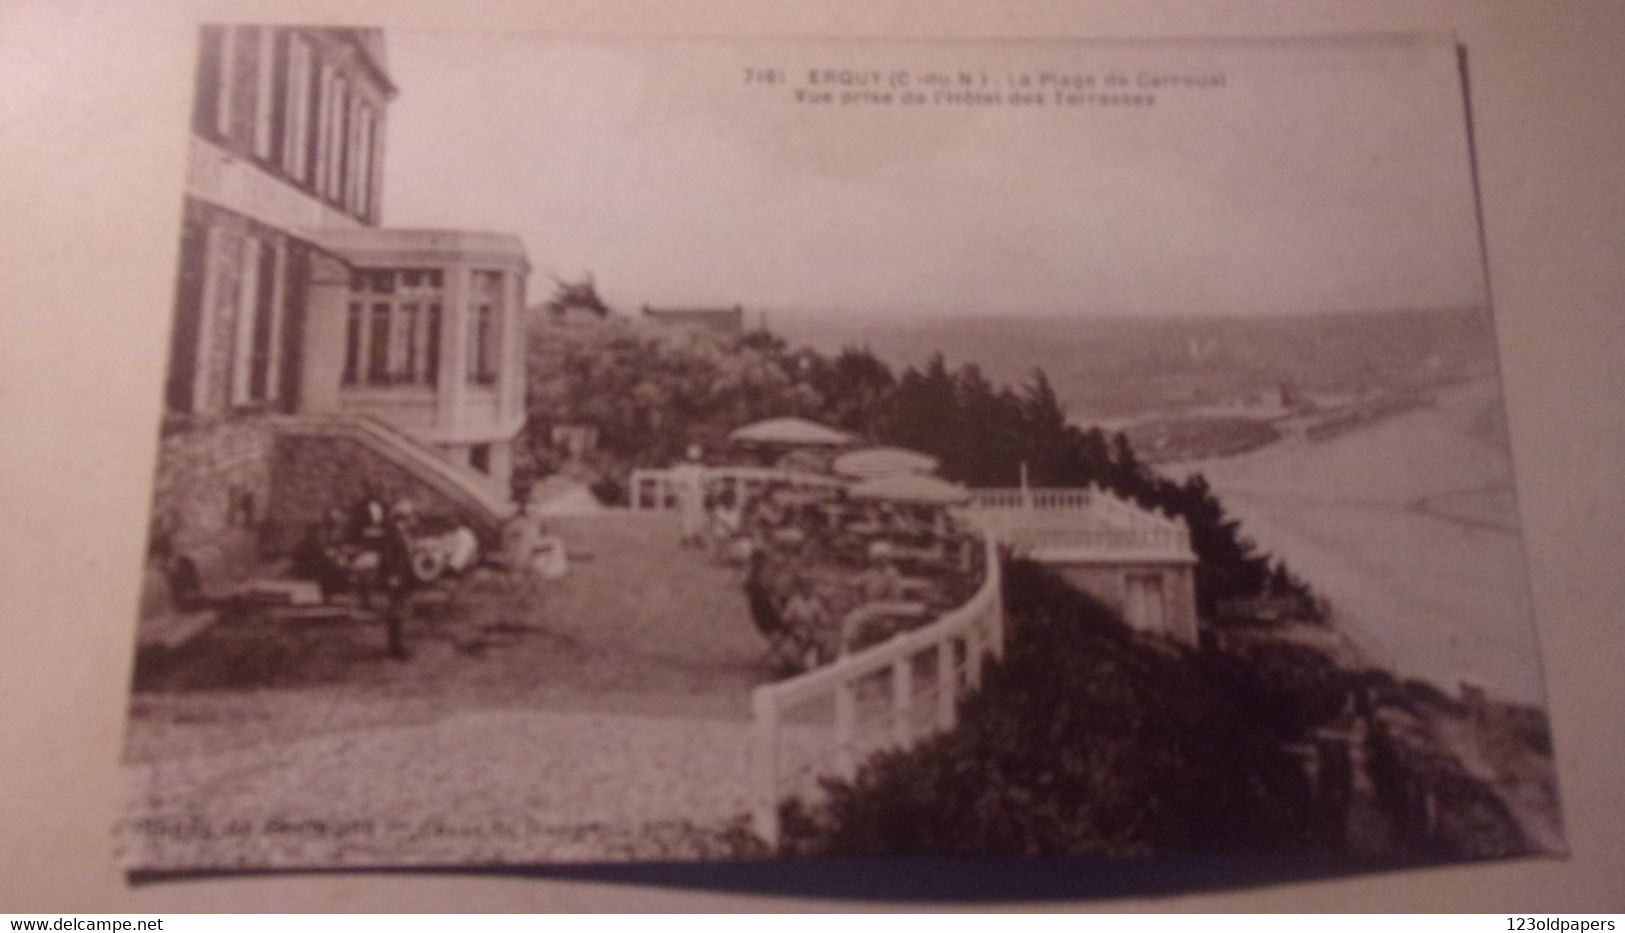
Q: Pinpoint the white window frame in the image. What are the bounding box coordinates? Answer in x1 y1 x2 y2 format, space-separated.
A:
467 271 504 387
215 25 237 137
327 74 348 201
229 235 262 407
351 100 373 216
282 35 311 180
265 241 287 401
313 63 332 193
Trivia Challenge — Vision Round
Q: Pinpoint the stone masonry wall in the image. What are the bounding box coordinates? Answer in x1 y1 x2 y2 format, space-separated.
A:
150 416 275 556
139 416 500 623
141 416 276 619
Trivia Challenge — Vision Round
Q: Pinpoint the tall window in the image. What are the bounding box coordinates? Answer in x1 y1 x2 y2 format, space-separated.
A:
393 303 419 382
248 239 280 400
344 95 360 213
352 102 374 218
468 271 504 387
330 75 349 203
320 71 345 201
282 35 312 181
367 301 391 383
251 26 275 159
424 303 442 384
342 301 362 385
166 221 209 412
215 25 237 138
229 235 279 407
312 64 333 194
471 305 493 386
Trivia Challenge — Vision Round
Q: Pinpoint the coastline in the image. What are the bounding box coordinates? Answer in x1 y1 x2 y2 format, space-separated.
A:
1161 377 1544 706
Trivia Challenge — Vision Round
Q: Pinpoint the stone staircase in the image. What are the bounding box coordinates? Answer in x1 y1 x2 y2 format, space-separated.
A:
272 413 517 545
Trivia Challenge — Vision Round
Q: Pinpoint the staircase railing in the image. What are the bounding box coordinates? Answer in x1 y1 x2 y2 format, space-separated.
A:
275 414 516 540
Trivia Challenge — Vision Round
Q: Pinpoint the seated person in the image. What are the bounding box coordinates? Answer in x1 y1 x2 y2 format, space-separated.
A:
444 523 481 575
532 531 569 580
501 509 541 580
857 541 906 601
709 491 748 562
347 484 389 548
781 576 830 631
780 583 834 667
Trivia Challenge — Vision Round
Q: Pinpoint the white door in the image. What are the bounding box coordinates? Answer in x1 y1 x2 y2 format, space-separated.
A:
1124 572 1167 635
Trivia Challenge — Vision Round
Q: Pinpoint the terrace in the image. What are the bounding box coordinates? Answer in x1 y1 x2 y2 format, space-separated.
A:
121 422 1196 866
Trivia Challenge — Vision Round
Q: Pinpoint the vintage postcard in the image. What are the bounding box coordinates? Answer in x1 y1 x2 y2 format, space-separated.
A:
117 28 1562 883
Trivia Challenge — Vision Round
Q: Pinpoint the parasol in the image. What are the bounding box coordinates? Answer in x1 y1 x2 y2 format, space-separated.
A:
729 417 854 448
849 472 970 505
832 445 941 479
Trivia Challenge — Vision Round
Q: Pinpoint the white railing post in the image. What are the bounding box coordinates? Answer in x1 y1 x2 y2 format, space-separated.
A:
966 621 983 690
990 588 1006 662
936 639 957 731
892 655 914 749
835 680 857 779
751 686 780 848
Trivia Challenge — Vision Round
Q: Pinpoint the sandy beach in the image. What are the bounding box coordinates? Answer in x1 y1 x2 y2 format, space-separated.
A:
1170 378 1547 705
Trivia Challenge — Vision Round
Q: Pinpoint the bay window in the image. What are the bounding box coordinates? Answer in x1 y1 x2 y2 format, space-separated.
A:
341 267 445 388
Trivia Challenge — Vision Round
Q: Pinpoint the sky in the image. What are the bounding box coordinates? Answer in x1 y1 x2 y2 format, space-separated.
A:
380 32 1488 321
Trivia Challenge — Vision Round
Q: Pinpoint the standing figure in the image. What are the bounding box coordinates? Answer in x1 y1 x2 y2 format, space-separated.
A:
501 504 545 607
348 482 388 549
377 500 418 660
671 445 707 547
710 488 748 564
781 575 833 668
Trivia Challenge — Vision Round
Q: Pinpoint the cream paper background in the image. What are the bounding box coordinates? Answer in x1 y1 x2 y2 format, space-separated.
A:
1 0 1621 912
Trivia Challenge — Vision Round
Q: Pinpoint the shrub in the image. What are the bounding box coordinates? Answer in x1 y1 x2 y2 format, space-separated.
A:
779 560 1317 857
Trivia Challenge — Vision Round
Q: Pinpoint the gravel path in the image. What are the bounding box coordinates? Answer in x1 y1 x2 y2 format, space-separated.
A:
119 706 805 868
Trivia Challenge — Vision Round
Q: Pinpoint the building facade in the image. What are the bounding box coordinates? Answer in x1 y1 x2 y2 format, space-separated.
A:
167 26 390 417
968 487 1201 645
308 228 530 482
164 25 529 489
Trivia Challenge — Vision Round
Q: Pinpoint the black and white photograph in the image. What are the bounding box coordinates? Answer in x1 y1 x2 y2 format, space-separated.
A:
115 26 1563 883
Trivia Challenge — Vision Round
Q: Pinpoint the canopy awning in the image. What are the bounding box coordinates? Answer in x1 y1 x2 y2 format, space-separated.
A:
849 473 970 505
832 445 941 479
729 417 854 448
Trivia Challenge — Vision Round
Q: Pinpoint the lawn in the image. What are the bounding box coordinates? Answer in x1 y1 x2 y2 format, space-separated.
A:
124 510 772 763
